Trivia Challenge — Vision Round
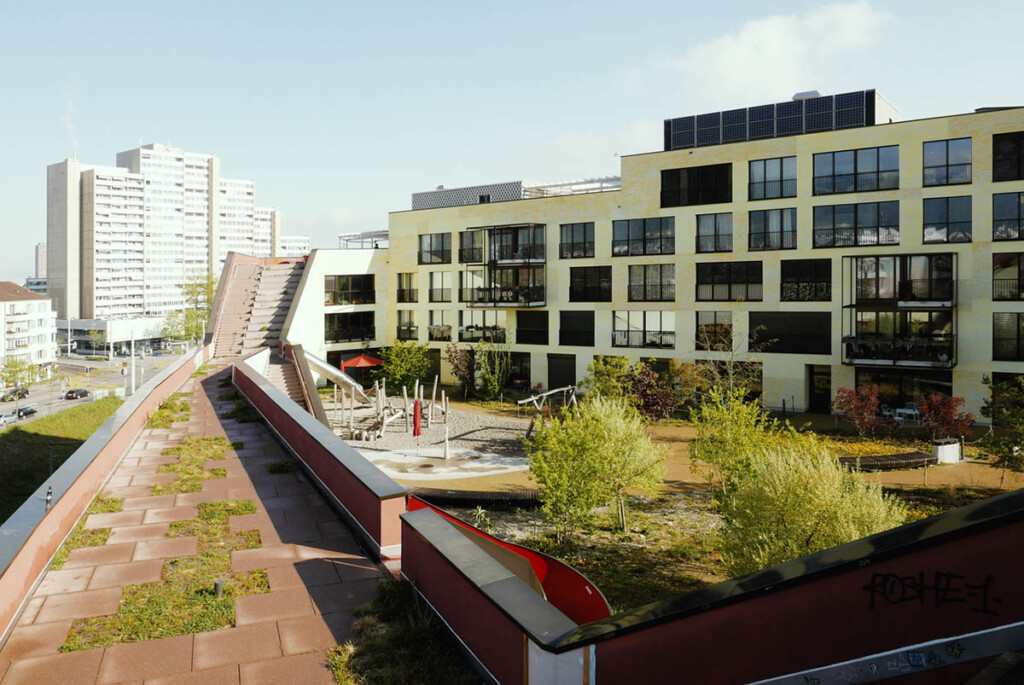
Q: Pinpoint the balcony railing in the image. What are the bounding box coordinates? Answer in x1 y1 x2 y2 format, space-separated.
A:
490 244 545 262
781 281 831 302
428 325 451 342
396 288 418 303
628 284 676 302
813 170 899 195
559 242 595 259
813 227 900 248
842 335 956 368
397 326 418 341
612 237 675 257
994 279 1024 301
898 278 955 304
459 247 484 263
696 283 763 302
749 231 797 251
418 249 451 265
748 178 797 200
697 235 733 253
458 327 507 343
428 288 452 303
325 290 375 306
460 286 545 307
326 327 375 344
612 330 676 349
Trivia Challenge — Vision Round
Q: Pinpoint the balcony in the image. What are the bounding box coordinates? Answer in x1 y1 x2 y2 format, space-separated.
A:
458 326 506 344
325 327 375 344
612 237 675 257
697 235 733 253
842 335 956 368
897 278 955 306
428 288 452 303
428 325 451 342
324 290 375 306
418 249 451 265
612 330 676 349
397 326 418 341
396 288 418 303
748 178 797 200
461 286 545 308
559 242 594 259
459 247 484 263
749 230 797 251
490 244 545 263
628 284 676 302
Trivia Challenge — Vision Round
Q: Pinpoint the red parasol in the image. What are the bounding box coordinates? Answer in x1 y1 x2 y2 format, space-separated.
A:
412 399 422 438
340 353 383 368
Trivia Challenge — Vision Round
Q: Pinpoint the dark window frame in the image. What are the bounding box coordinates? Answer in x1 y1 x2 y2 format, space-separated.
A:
923 196 972 244
628 264 675 302
813 145 899 195
994 192 1024 241
559 222 595 259
696 261 763 302
749 208 797 251
324 274 375 306
994 312 1024 361
568 266 611 302
993 253 1024 301
994 132 1024 182
516 311 549 345
696 213 733 253
696 311 732 350
781 259 832 301
923 138 972 186
748 156 797 200
559 311 595 347
612 217 675 257
418 233 452 264
661 163 732 207
813 201 900 248
612 310 676 349
325 311 375 344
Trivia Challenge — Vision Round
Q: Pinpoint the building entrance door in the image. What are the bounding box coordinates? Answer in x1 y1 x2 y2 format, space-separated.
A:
808 365 831 413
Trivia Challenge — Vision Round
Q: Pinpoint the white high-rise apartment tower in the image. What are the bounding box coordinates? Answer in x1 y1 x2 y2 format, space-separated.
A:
48 144 285 320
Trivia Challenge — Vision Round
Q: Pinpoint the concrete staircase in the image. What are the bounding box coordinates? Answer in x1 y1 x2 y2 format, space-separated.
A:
213 262 260 357
266 355 307 409
240 262 304 354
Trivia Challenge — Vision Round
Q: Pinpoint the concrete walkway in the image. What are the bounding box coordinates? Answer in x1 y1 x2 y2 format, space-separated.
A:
0 363 381 684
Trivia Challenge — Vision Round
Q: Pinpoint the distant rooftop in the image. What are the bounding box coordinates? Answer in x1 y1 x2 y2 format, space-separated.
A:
412 177 621 210
0 281 48 302
338 230 389 249
663 89 900 151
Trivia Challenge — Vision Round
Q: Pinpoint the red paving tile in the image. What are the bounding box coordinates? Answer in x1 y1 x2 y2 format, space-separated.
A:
231 545 298 572
145 664 240 685
87 559 164 590
291 559 346 588
329 558 382 583
105 522 171 544
15 597 44 626
102 484 156 499
35 588 122 623
121 494 177 510
129 472 179 486
35 567 94 595
234 588 313 626
133 536 199 562
1 646 104 685
308 579 378 615
96 634 194 684
84 510 144 529
62 542 135 569
0 620 73 666
238 651 334 685
276 615 340 656
142 505 198 524
173 490 227 507
192 624 281 670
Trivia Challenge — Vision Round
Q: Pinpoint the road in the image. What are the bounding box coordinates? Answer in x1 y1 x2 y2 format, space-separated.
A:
0 352 188 427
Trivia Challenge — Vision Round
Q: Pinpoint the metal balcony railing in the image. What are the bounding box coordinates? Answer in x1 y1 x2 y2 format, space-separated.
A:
459 247 483 263
461 286 545 307
994 279 1024 301
611 330 676 349
748 178 797 200
418 249 451 265
748 230 797 251
628 284 676 302
396 288 418 303
428 325 451 342
428 288 452 303
396 326 418 341
458 327 507 343
559 242 595 259
842 335 956 367
325 327 375 344
490 244 545 262
697 235 733 253
612 237 675 257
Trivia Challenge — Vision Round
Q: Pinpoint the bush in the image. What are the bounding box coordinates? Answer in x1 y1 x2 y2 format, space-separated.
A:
833 385 884 436
373 340 432 394
917 393 974 440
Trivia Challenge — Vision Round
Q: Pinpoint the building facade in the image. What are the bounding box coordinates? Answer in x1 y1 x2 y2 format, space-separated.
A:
0 283 57 372
278 234 311 258
376 93 1024 417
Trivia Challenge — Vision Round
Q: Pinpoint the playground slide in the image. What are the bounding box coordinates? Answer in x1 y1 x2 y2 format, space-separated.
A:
301 350 374 404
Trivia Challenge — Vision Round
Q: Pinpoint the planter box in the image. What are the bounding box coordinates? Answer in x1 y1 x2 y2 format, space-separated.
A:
933 439 961 464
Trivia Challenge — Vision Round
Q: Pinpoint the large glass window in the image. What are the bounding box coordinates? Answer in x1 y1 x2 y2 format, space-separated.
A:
569 266 611 302
559 223 595 259
612 217 675 256
661 164 732 207
325 311 374 343
418 233 451 264
813 201 899 247
923 138 972 186
923 196 972 243
994 132 1024 182
993 253 1024 300
490 225 545 261
994 192 1024 241
750 312 831 355
748 157 796 200
459 230 484 263
396 273 417 303
696 311 731 351
813 145 898 195
559 311 594 347
612 311 675 349
429 271 451 302
397 311 417 341
994 313 1024 360
458 310 506 343
749 208 797 250
696 262 763 302
516 311 548 345
428 310 451 341
628 264 675 302
696 213 733 253
324 275 375 306
781 259 831 301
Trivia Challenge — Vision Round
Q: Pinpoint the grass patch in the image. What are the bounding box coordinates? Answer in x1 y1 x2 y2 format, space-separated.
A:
152 436 233 495
890 485 1002 522
327 579 477 685
267 458 299 474
145 392 192 429
190 363 211 379
61 499 268 651
221 399 260 424
0 396 123 522
50 496 124 570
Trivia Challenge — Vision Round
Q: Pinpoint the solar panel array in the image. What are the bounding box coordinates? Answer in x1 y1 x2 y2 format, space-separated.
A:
664 90 875 151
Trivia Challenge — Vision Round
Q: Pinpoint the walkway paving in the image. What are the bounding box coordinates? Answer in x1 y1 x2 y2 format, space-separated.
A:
0 363 382 684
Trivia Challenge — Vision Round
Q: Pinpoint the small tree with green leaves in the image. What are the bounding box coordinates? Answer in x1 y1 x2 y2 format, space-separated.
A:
1 357 39 417
578 355 631 397
475 340 511 400
179 273 218 342
444 343 475 399
373 341 431 394
87 329 104 355
981 375 1024 487
720 436 907 576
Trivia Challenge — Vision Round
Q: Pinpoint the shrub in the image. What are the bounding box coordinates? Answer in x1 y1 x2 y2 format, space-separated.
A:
917 393 974 440
373 340 432 394
833 385 884 436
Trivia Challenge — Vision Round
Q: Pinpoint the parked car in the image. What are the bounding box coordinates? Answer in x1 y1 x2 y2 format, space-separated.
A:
1 387 28 402
17 406 37 419
65 388 90 400
0 412 16 426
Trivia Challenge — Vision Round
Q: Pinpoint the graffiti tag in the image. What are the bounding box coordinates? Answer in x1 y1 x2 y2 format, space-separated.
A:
862 571 1000 615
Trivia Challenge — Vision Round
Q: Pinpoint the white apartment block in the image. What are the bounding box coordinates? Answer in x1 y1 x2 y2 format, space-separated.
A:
0 283 57 371
279 234 311 257
48 144 295 323
35 243 46 279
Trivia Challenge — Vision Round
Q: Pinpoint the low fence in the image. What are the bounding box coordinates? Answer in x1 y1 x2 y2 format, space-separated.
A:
0 344 210 646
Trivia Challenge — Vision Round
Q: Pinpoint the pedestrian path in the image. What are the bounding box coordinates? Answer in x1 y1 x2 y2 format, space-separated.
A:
0 363 381 684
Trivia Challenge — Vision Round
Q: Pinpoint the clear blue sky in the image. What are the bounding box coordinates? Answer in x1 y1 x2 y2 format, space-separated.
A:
1 0 1022 282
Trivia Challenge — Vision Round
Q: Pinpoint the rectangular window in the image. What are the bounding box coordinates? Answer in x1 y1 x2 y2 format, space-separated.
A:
397 311 417 341
923 138 972 186
325 311 374 343
748 156 797 200
569 266 612 302
994 313 1024 360
612 217 675 256
490 225 545 262
429 271 452 302
993 253 1024 300
628 264 675 302
560 311 595 347
661 163 732 207
749 208 797 251
781 259 831 301
459 310 506 343
508 352 531 389
994 192 1024 241
923 196 972 243
813 145 898 195
324 274 375 306
459 230 484 263
750 312 831 355
418 233 452 264
559 223 595 259
994 132 1024 182
429 310 452 342
516 310 548 345
696 311 732 350
696 213 733 253
396 273 417 303
696 261 763 302
813 201 899 247
855 254 953 303
612 311 675 349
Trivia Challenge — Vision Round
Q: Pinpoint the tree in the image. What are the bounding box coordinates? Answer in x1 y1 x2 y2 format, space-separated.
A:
917 393 974 441
162 310 186 341
625 362 681 421
720 437 907 576
372 341 431 394
578 355 631 397
474 340 511 400
980 375 1024 486
692 322 769 398
832 385 884 436
87 329 105 355
171 273 218 342
1 358 39 418
444 343 475 399
525 395 665 541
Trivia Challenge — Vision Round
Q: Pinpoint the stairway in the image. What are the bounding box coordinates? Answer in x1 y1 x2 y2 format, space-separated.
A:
213 262 260 357
210 259 305 358
266 356 306 409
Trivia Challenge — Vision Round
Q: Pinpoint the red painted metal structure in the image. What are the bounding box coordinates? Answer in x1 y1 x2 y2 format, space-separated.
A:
409 496 611 624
